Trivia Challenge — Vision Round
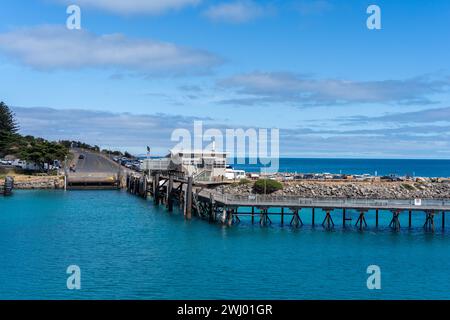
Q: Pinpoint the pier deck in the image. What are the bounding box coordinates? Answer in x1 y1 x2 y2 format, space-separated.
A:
199 193 450 212
126 173 450 232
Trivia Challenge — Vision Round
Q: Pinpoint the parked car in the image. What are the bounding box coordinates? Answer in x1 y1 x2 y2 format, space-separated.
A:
0 159 12 165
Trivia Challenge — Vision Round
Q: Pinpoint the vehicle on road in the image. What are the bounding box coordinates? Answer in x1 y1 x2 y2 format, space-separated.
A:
78 154 85 160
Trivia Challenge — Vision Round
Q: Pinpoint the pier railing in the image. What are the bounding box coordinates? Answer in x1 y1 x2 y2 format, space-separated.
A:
203 192 450 210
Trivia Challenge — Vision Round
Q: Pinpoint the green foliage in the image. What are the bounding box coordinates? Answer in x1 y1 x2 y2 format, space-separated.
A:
253 179 283 194
401 183 416 191
238 178 251 185
0 101 69 170
0 101 19 134
60 140 100 152
19 137 68 167
102 149 123 156
124 151 133 159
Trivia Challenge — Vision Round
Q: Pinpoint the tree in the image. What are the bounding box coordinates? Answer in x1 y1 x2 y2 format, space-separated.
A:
0 101 19 134
253 179 283 194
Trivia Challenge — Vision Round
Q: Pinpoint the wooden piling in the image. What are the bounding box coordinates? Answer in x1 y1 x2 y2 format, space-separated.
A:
209 194 215 222
322 209 334 229
312 208 315 226
342 208 346 227
251 207 255 224
154 173 160 205
424 211 435 232
355 211 367 230
228 209 233 226
443 211 446 230
290 209 302 227
143 175 148 199
376 209 379 228
3 176 14 196
185 176 193 220
390 210 401 231
281 207 284 225
409 210 412 228
167 174 174 212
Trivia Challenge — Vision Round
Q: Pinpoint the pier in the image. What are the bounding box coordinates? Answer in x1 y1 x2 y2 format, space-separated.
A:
126 173 450 233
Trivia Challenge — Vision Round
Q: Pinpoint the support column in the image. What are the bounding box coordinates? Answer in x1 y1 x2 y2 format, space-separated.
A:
260 208 271 226
290 209 303 228
185 176 193 220
424 211 435 232
167 174 174 212
443 211 446 230
227 208 234 226
209 194 215 223
143 175 148 199
389 210 401 231
355 211 367 230
281 208 284 225
342 208 346 228
251 207 255 224
154 173 160 205
322 209 335 229
409 210 412 228
312 208 315 227
376 209 379 228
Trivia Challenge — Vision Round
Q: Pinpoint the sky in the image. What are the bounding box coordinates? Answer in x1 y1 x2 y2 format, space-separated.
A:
1 0 450 158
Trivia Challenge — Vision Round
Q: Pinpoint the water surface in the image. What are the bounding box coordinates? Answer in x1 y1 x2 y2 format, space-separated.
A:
1 190 450 299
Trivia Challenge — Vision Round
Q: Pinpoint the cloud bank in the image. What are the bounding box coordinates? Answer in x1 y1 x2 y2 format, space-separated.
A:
204 1 269 23
218 72 450 107
13 106 209 154
0 25 221 74
55 0 201 15
12 106 450 158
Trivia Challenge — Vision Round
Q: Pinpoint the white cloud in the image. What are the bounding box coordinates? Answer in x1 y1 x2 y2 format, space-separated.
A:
0 25 221 74
12 106 209 154
55 0 201 15
218 72 450 106
296 0 333 15
204 1 269 23
12 106 450 158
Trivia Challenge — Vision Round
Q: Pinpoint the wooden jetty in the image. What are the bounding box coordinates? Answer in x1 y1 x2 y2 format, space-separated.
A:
126 173 450 232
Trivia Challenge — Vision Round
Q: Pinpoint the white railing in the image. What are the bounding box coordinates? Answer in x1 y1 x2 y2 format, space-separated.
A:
202 191 450 209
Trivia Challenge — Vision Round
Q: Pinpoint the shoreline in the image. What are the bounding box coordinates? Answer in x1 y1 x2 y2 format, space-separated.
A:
0 174 65 190
3 174 450 200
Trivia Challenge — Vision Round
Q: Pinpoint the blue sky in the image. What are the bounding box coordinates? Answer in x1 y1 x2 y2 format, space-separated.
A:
1 0 450 157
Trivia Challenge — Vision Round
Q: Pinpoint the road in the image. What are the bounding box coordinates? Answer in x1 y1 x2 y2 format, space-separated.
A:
72 149 120 174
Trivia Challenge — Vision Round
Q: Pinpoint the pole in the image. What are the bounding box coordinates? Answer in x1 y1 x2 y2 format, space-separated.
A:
185 176 193 219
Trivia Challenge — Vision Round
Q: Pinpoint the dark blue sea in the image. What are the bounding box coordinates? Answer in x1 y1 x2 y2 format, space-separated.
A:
232 158 450 177
2 188 450 300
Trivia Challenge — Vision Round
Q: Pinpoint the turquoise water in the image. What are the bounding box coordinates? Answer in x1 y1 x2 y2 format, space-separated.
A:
233 158 450 177
2 190 450 300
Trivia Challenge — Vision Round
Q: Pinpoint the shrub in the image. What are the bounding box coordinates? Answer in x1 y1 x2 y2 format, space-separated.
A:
238 178 251 185
253 179 283 194
402 183 416 191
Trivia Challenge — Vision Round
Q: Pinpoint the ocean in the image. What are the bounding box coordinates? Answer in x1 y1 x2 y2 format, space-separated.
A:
232 158 450 177
2 188 450 300
2 158 450 299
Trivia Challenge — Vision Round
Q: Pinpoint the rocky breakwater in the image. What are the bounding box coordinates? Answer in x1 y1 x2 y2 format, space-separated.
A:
0 175 65 189
215 179 450 199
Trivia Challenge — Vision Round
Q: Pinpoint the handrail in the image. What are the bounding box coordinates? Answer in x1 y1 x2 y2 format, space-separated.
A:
200 191 450 208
